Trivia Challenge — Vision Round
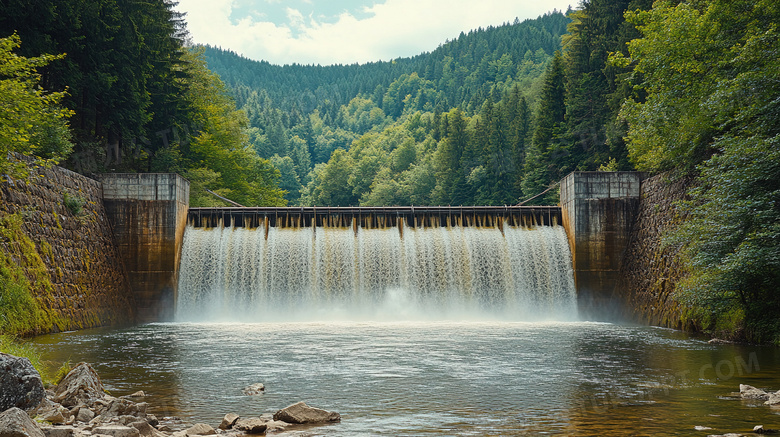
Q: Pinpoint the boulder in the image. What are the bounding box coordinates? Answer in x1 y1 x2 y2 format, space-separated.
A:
92 425 140 437
765 390 780 406
40 426 74 437
740 384 770 401
0 353 46 411
129 421 154 437
218 414 239 430
105 399 147 418
242 384 265 396
53 363 105 408
272 402 340 424
91 398 113 416
117 415 146 426
233 419 267 435
262 420 288 433
34 400 71 425
75 408 94 423
184 424 214 436
0 407 46 437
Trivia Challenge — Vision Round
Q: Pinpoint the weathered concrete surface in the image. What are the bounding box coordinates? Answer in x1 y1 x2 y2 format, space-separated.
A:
560 172 646 320
0 158 134 333
97 174 189 322
617 173 695 329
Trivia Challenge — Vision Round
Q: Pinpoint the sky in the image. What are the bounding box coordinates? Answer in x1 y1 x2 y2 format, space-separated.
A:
175 0 574 66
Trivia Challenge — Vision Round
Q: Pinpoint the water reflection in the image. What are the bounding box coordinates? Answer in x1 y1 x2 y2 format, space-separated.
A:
31 322 780 435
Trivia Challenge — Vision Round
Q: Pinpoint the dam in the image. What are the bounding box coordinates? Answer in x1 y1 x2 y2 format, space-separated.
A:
89 172 646 322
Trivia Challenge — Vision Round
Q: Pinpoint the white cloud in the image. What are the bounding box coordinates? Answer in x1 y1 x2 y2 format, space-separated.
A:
177 0 573 66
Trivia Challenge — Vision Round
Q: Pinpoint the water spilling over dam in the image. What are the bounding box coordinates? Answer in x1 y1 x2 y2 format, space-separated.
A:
176 218 576 321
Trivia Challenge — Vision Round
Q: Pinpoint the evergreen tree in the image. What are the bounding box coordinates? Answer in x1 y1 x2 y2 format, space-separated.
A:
522 51 566 202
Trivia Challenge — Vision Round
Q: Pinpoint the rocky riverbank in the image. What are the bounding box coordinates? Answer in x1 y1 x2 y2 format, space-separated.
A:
1 354 340 437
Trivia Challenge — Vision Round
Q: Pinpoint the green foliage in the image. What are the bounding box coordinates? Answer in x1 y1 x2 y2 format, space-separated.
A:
0 34 73 177
626 0 780 343
619 1 719 172
184 168 231 207
205 13 572 206
522 51 569 204
270 155 303 204
179 48 287 207
0 335 71 385
0 335 43 370
0 268 43 336
63 192 85 216
0 0 286 208
597 158 619 172
0 214 59 337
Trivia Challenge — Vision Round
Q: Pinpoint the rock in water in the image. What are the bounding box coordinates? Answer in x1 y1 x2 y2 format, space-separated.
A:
272 402 340 424
0 353 45 411
184 424 215 436
740 384 770 401
53 363 105 407
765 390 780 406
0 407 46 437
242 384 265 395
218 414 239 430
233 419 267 435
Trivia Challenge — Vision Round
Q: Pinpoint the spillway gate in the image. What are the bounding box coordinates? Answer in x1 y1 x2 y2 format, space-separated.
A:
187 206 562 229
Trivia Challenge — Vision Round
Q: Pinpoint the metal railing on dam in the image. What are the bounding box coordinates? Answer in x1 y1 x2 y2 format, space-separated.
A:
187 206 562 229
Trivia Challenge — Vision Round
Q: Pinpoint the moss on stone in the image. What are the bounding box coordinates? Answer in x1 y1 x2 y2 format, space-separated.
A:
0 213 68 336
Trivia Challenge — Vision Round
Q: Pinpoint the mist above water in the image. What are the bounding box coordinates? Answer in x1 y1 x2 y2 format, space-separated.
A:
176 223 576 322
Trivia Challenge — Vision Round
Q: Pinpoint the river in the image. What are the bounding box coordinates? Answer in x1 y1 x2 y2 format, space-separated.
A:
31 321 780 436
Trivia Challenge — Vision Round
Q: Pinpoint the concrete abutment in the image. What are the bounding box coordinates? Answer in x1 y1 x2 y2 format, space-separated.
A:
97 174 189 323
560 172 647 320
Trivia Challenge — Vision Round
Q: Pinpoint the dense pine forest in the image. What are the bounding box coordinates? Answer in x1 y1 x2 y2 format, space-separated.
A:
1 0 778 342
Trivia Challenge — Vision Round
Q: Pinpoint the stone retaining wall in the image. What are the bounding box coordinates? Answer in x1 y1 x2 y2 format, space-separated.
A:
0 161 134 333
617 173 696 329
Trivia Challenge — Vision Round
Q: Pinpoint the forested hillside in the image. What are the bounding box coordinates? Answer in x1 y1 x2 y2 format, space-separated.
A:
203 11 574 205
204 3 654 207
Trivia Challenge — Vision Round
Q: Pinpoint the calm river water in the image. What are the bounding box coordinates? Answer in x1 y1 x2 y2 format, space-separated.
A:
32 322 780 435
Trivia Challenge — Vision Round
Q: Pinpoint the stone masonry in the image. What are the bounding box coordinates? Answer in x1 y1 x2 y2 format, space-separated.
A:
0 161 134 332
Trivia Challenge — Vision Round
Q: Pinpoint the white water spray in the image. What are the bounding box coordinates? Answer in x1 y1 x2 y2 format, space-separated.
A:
176 223 577 321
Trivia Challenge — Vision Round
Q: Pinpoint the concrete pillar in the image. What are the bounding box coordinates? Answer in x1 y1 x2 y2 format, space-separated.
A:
560 172 645 320
98 174 189 322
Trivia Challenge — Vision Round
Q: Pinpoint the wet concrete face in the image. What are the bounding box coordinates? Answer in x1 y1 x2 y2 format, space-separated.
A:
561 172 646 321
99 174 189 323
